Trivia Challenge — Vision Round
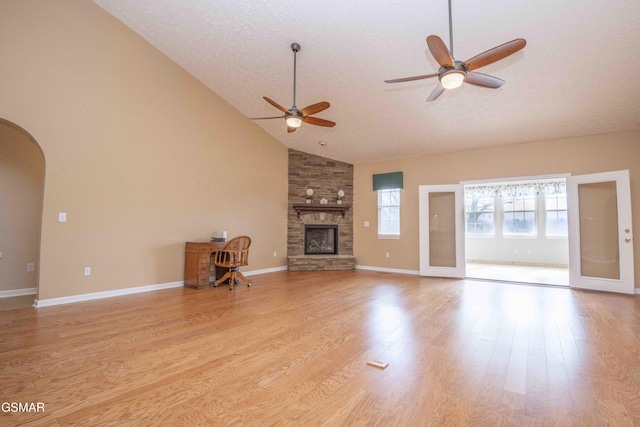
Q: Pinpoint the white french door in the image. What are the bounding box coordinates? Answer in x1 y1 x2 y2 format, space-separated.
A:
567 170 635 294
419 185 465 278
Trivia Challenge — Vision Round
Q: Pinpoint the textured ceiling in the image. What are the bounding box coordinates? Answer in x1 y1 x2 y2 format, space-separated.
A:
92 0 640 164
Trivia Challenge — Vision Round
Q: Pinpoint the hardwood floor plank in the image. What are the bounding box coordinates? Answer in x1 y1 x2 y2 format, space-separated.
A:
0 271 638 425
467 373 505 425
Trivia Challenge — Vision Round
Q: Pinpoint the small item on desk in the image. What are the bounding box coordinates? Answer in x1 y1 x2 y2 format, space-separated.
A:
211 231 228 242
367 360 389 369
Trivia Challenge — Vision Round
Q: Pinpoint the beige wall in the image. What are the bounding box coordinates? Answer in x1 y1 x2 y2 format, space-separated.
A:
354 130 640 288
0 0 288 300
0 120 45 292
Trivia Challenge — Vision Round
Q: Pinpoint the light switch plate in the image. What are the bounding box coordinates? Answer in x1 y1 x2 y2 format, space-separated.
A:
58 212 67 222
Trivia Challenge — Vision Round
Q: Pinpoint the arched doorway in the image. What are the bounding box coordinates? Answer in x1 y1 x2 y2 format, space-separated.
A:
0 118 45 310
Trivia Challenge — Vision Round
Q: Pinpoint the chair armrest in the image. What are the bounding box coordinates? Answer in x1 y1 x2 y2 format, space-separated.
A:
213 249 249 267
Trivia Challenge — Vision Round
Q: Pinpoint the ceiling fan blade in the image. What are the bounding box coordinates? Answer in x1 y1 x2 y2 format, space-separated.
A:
299 102 330 117
303 116 336 127
426 84 445 102
426 35 454 68
251 115 286 120
463 38 526 71
384 73 439 83
287 126 297 133
263 96 290 114
464 72 505 88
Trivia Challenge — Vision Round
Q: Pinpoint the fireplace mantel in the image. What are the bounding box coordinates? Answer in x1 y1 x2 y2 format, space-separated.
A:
292 203 350 218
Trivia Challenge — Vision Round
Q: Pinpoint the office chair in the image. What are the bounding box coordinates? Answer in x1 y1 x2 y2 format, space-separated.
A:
213 235 252 290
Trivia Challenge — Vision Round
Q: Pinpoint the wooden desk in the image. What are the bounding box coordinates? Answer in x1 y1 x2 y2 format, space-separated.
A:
184 241 225 289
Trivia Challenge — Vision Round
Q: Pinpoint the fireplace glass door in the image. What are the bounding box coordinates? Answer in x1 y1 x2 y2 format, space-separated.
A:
305 225 338 255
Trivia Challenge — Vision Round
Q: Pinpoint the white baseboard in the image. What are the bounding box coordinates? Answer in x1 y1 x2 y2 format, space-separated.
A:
355 265 420 275
34 281 183 308
34 266 289 308
0 287 37 298
24 268 640 307
244 265 288 276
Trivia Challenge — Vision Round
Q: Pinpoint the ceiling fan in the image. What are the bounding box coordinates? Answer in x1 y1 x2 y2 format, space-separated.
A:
385 0 526 102
252 43 336 133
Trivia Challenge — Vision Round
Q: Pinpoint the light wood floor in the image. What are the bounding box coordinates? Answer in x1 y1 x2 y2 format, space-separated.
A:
466 263 569 287
1 270 639 426
0 294 35 311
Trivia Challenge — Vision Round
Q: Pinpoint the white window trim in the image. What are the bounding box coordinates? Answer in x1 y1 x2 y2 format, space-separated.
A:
378 234 401 240
544 193 568 239
377 188 401 238
464 196 496 237
502 194 537 237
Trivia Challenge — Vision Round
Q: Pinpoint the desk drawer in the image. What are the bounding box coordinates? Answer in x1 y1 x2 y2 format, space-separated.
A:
198 254 211 273
197 275 210 287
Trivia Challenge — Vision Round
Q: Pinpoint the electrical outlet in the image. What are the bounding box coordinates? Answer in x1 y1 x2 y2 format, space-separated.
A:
364 221 370 227
27 263 35 272
385 252 390 258
273 251 277 257
84 267 91 276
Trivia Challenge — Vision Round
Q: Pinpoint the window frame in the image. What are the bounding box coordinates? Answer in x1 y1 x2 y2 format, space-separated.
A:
502 194 537 237
377 188 401 238
464 196 496 237
544 193 568 238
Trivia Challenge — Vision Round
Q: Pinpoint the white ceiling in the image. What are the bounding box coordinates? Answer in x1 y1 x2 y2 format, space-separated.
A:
92 0 640 164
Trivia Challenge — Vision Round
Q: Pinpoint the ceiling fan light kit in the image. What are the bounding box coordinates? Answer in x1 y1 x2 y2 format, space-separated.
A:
385 0 526 102
286 115 303 128
251 43 336 133
440 69 465 89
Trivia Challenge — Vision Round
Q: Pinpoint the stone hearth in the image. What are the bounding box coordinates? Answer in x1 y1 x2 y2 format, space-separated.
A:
288 255 356 271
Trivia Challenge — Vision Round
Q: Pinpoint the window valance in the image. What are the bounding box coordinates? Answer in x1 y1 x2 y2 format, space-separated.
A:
464 179 566 199
373 172 403 190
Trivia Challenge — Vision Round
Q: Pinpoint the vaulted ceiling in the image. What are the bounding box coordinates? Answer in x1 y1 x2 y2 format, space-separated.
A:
93 0 640 164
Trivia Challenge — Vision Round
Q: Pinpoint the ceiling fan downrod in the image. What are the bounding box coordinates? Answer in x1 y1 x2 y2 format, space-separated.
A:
291 43 301 111
252 42 335 131
448 0 454 59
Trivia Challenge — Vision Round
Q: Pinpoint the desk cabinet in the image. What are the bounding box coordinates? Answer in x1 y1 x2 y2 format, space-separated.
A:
184 242 224 289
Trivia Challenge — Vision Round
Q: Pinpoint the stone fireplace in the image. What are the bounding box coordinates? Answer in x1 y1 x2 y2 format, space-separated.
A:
287 149 355 271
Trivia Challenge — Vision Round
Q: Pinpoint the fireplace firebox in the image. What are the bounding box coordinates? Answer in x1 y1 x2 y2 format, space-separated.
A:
304 224 338 255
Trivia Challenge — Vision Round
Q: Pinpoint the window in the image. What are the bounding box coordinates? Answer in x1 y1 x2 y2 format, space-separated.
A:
503 195 536 235
465 196 495 235
545 193 568 237
378 188 400 236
